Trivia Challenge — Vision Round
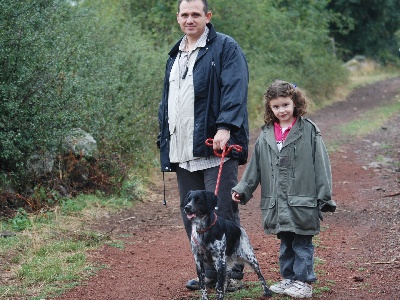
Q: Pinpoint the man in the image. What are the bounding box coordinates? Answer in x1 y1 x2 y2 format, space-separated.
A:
157 0 249 291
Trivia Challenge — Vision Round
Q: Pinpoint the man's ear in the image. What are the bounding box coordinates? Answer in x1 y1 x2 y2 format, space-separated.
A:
206 11 212 23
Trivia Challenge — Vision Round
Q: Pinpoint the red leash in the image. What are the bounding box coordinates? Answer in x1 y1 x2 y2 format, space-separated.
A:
189 139 242 235
205 138 242 196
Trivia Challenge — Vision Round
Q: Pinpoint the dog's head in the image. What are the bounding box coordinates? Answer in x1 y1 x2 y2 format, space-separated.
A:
184 190 218 220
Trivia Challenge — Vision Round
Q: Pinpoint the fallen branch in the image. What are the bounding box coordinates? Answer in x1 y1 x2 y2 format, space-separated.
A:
383 192 400 197
119 216 136 222
364 258 399 265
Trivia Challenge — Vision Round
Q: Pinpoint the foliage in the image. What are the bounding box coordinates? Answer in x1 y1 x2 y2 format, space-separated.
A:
127 0 348 128
1 0 164 200
9 208 31 231
121 0 181 47
73 0 165 170
0 0 85 177
208 0 348 126
328 0 400 64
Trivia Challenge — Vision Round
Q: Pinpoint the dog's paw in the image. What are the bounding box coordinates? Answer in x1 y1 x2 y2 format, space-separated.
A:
264 289 273 298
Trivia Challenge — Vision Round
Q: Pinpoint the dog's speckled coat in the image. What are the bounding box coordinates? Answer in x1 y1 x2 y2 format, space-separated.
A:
184 190 272 300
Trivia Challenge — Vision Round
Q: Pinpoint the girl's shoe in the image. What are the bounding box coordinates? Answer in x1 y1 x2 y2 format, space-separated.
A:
269 279 294 294
284 280 312 298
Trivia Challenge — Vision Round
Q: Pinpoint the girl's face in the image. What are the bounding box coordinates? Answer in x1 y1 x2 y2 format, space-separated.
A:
269 96 295 126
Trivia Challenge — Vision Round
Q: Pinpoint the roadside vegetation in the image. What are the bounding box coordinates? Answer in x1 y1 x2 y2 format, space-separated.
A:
1 0 400 299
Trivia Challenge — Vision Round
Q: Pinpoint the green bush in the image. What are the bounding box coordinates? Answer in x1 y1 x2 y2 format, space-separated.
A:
0 0 164 195
1 1 80 176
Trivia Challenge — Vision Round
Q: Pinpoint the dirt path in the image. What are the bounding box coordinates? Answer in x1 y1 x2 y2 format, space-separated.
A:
55 77 400 300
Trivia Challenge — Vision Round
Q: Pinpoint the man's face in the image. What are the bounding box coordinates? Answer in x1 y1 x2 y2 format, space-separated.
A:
177 0 212 40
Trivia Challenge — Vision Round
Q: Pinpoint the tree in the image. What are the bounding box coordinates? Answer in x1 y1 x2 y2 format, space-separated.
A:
209 0 347 112
328 0 400 63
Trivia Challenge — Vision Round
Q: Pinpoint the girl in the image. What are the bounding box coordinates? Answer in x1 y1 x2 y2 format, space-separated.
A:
232 80 336 298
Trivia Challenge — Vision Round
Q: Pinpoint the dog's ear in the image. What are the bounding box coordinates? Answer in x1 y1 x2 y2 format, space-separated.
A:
206 191 219 212
185 190 193 205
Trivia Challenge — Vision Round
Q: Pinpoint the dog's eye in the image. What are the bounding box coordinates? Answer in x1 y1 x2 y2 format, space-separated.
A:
194 197 200 203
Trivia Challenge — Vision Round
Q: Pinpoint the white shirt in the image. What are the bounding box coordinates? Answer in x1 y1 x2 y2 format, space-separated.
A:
168 27 225 171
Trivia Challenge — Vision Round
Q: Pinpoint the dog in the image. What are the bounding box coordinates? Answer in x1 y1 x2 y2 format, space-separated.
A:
184 190 272 300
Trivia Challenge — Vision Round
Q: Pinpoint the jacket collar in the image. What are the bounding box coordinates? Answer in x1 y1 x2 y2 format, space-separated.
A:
274 117 297 142
168 23 217 57
263 117 304 154
284 117 303 146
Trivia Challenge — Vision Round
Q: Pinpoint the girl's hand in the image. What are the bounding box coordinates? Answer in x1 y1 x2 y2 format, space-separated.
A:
232 192 241 203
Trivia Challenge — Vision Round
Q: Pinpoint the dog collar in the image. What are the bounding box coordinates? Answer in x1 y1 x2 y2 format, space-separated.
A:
196 212 218 234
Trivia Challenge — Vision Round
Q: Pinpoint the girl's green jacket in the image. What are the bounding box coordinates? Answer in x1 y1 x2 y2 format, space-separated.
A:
232 117 336 236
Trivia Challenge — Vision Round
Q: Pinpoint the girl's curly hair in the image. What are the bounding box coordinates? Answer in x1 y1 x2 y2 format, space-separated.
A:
264 80 309 125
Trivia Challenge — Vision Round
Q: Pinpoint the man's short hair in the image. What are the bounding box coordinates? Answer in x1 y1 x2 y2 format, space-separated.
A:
177 0 209 15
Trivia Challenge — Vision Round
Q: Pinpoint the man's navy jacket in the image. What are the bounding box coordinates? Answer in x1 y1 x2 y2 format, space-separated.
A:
158 23 249 172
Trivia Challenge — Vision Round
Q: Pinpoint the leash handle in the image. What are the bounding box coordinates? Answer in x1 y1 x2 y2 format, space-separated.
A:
205 138 243 157
205 138 242 196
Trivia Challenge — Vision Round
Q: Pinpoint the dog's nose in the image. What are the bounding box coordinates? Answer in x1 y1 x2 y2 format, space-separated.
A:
184 205 191 213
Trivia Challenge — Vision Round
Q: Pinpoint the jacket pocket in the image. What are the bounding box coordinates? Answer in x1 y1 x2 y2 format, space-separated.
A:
288 196 318 231
288 196 317 208
261 197 277 231
260 197 276 209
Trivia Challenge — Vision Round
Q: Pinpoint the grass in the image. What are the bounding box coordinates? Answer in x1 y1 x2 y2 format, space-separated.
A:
0 194 136 300
336 97 400 137
310 60 400 113
323 95 400 153
320 65 400 153
0 66 399 299
347 62 400 90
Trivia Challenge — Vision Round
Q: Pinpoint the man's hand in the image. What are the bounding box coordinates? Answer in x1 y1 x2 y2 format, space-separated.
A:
213 129 230 150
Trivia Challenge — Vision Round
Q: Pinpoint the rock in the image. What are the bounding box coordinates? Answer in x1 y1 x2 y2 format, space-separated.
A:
343 55 366 71
26 151 56 177
62 128 98 158
0 230 16 238
368 161 381 168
